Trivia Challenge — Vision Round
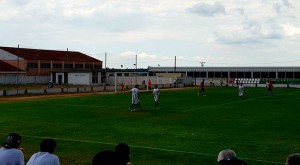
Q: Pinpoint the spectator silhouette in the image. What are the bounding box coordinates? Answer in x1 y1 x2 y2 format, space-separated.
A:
27 139 60 165
217 149 247 165
0 133 24 165
286 153 300 165
92 150 116 165
115 143 132 165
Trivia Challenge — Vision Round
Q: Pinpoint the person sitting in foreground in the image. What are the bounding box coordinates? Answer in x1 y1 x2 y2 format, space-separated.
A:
286 153 300 165
115 143 132 165
27 139 60 165
217 149 247 165
0 133 24 165
92 150 116 165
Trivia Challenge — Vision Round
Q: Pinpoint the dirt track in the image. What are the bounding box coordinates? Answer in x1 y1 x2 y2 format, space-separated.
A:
0 87 194 103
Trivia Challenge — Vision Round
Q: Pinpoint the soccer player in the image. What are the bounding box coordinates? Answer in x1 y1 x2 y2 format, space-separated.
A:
130 85 141 112
152 85 160 109
238 83 246 100
198 79 206 96
220 79 223 87
266 79 274 96
226 78 229 87
120 82 125 92
147 79 152 90
209 78 213 87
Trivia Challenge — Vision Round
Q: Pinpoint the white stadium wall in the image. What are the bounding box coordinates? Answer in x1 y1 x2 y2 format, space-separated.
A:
0 74 50 84
68 73 91 85
106 76 173 86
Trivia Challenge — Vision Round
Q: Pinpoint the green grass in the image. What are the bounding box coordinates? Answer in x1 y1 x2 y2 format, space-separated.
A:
1 86 300 165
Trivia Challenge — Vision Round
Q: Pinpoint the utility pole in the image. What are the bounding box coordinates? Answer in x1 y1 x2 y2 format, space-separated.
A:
135 54 137 84
174 56 176 72
17 44 19 95
66 48 69 92
104 52 107 89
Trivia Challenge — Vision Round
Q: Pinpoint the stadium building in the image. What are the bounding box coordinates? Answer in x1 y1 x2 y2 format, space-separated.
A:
148 66 300 85
0 46 103 85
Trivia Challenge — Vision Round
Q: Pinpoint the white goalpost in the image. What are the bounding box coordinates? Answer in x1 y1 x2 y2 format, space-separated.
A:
113 72 149 94
107 72 174 94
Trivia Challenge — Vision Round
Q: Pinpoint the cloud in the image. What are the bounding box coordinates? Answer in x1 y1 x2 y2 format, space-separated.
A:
214 19 283 45
272 0 292 14
194 55 215 61
281 23 300 36
186 2 225 17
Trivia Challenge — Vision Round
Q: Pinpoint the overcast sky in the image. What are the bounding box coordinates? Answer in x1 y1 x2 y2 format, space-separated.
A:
1 0 300 68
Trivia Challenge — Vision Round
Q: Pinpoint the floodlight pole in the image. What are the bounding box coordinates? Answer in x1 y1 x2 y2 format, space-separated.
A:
17 44 19 95
174 56 176 72
104 52 107 89
135 54 137 85
114 72 117 94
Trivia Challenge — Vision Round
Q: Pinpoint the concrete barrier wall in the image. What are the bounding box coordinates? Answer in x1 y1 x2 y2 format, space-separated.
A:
1 83 299 97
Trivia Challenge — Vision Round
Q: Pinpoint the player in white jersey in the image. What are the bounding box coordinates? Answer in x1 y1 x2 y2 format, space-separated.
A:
238 83 246 100
130 85 142 111
152 85 160 110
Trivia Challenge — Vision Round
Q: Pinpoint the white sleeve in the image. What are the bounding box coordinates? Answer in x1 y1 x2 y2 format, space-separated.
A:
17 150 25 165
54 155 60 165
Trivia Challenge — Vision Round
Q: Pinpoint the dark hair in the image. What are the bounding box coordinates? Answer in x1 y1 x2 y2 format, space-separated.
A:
286 153 300 165
92 150 116 165
135 84 139 88
115 143 130 165
40 139 57 154
2 133 21 149
218 157 247 165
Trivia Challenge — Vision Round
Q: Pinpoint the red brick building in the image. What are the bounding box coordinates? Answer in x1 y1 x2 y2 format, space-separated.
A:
0 46 103 85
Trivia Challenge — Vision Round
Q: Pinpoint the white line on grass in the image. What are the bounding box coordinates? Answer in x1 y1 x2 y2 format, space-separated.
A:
181 91 300 113
19 134 283 164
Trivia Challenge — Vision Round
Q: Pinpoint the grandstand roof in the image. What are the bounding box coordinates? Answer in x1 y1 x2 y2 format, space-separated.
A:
0 46 102 62
0 60 24 72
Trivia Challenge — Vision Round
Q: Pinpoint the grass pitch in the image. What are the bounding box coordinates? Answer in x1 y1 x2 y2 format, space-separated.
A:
0 86 300 165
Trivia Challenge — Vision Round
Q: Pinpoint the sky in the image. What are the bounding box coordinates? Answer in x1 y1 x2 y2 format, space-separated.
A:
1 0 300 69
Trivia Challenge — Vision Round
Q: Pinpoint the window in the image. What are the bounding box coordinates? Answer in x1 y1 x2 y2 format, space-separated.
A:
200 72 206 78
278 72 285 78
253 72 260 78
75 64 83 69
27 63 38 68
208 72 214 78
53 64 62 68
230 72 237 78
92 72 98 83
261 72 268 78
295 72 300 78
286 72 293 78
64 64 73 69
85 64 92 69
40 63 50 68
215 72 221 78
269 72 276 78
245 72 251 78
222 72 228 78
237 72 244 78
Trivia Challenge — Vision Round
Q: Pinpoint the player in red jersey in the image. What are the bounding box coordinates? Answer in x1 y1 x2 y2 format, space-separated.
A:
198 79 206 96
266 79 274 96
